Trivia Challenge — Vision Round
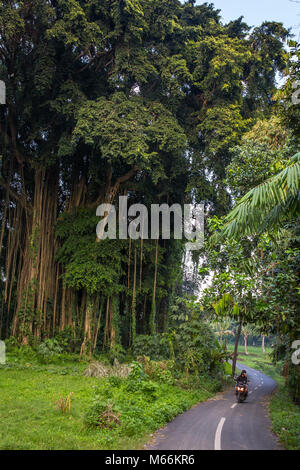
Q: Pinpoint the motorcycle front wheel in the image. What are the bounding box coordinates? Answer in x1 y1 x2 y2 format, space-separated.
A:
237 392 245 403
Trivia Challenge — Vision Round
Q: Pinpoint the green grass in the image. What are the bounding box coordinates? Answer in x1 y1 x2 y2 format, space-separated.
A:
228 344 300 450
0 354 221 450
269 386 300 450
227 344 282 380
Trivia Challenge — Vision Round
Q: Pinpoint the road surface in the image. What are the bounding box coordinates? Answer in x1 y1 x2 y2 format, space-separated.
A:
147 363 282 450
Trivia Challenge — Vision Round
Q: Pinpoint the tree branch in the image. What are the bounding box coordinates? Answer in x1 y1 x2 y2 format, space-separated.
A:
0 177 31 211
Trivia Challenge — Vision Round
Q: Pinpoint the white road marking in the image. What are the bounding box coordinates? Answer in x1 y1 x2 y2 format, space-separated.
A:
231 403 237 409
255 387 258 390
214 417 226 450
249 391 252 394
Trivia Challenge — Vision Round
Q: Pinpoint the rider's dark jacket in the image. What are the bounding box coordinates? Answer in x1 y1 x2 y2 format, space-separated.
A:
236 374 248 384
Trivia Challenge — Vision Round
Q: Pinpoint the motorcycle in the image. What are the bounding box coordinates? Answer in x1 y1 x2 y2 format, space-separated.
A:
235 381 248 403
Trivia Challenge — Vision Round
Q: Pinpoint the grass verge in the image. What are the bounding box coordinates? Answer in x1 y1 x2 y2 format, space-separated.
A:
0 353 223 450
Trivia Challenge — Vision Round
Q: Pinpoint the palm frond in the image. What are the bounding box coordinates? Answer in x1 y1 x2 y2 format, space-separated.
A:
223 153 300 238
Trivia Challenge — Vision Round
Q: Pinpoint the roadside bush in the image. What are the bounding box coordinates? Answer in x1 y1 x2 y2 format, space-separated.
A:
132 313 226 380
121 361 159 400
127 361 148 382
286 365 300 403
125 361 148 392
4 337 82 366
200 374 223 393
182 350 204 374
177 373 222 393
107 344 127 364
37 339 63 364
174 315 224 375
53 326 81 353
4 337 19 352
8 345 38 362
108 375 123 388
92 384 114 400
84 372 208 442
132 334 171 360
139 380 159 401
84 399 121 430
137 356 175 385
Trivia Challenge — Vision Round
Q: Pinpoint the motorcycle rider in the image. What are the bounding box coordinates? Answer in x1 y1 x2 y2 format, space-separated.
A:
235 369 248 398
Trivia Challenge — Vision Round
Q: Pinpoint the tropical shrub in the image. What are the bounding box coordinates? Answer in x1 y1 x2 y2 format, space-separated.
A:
132 334 171 360
84 399 121 430
138 356 175 385
37 339 63 364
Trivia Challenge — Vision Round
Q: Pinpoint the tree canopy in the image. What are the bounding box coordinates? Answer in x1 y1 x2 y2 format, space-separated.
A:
0 1 293 359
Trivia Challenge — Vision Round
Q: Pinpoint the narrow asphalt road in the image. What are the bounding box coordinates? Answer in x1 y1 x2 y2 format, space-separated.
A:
147 363 282 451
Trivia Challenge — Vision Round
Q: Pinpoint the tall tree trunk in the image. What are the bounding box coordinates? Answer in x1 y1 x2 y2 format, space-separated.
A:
10 167 58 343
131 246 137 345
150 239 159 335
262 335 265 354
93 297 103 354
139 212 144 289
80 294 93 356
109 296 120 350
232 320 242 377
244 334 248 355
127 237 131 289
103 297 110 350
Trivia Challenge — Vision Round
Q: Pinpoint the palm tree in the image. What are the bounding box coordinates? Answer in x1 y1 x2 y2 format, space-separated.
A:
262 334 266 354
241 324 255 355
213 319 234 350
249 325 268 354
223 153 300 238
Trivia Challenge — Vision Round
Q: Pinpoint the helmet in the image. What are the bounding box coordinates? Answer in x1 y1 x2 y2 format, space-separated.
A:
242 370 247 374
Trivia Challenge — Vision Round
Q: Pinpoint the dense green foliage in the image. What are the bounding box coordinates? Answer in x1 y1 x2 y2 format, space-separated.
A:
0 0 299 450
0 0 290 354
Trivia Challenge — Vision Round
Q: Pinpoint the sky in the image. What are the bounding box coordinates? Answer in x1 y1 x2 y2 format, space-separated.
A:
196 0 300 38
